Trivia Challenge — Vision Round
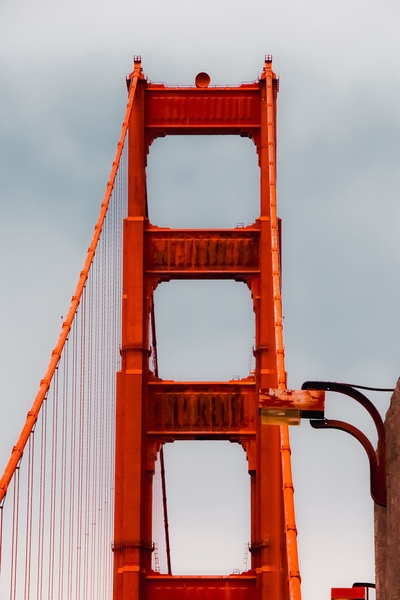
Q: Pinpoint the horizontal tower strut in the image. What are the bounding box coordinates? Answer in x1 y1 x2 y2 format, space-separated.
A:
145 224 260 280
147 379 257 439
144 85 261 140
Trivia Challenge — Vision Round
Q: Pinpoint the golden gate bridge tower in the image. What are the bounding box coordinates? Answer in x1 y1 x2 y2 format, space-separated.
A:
0 57 372 600
113 55 297 600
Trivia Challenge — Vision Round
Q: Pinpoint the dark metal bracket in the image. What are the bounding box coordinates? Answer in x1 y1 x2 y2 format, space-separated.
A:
301 381 386 507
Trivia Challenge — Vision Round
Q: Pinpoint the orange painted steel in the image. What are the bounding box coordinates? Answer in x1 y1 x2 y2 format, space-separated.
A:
265 59 301 599
259 388 325 425
147 379 257 439
146 574 257 598
145 224 260 280
113 57 301 600
0 70 136 506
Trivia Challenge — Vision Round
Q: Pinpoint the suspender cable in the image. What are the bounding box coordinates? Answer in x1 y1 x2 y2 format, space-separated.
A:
159 448 172 575
150 306 159 382
23 432 34 599
10 464 20 600
57 342 69 600
0 73 139 505
48 368 59 599
36 398 47 600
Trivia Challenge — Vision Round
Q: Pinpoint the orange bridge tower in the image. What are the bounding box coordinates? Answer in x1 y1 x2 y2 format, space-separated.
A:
113 56 301 600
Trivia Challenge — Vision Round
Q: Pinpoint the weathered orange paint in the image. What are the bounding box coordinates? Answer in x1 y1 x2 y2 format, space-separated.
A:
113 57 301 600
147 379 257 438
259 388 326 424
145 225 260 280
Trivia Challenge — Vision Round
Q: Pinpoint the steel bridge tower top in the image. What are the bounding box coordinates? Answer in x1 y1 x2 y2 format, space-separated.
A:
113 56 301 600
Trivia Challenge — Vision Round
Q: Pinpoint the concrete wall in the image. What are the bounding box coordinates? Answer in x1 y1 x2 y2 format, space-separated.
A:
375 379 400 600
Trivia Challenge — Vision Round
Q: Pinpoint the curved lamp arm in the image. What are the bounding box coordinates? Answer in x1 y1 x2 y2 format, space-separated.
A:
310 418 385 506
302 381 386 507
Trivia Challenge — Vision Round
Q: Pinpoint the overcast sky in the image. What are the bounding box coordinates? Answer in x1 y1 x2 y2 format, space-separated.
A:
1 1 400 598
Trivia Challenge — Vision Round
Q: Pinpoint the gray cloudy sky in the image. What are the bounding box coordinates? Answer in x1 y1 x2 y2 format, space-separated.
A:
1 0 400 598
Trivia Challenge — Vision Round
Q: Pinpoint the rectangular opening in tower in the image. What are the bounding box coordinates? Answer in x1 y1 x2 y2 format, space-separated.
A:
146 136 259 228
154 280 254 381
152 441 250 576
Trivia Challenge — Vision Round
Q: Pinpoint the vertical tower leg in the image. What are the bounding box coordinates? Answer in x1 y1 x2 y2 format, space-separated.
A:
251 66 289 599
113 75 152 600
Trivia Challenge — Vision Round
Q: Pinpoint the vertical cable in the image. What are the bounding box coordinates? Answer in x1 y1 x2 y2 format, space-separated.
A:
152 457 159 571
0 88 129 600
75 288 87 600
48 367 59 599
107 204 113 596
23 433 35 600
68 314 78 599
159 448 172 575
99 228 106 599
57 340 69 600
0 78 136 508
36 398 47 600
0 81 131 600
101 182 110 599
88 266 95 600
92 239 100 599
83 274 93 600
10 465 20 600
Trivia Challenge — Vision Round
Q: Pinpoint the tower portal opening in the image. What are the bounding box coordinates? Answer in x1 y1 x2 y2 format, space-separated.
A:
152 441 250 575
154 280 255 382
146 136 259 229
